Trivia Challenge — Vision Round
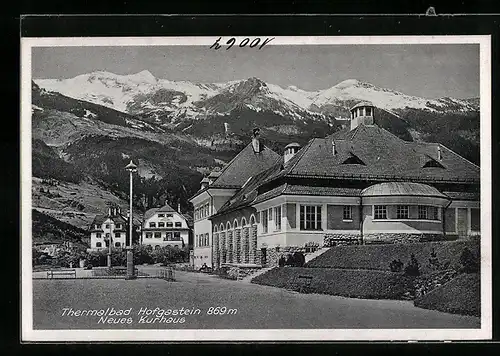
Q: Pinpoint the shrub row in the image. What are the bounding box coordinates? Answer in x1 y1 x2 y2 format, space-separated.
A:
251 267 412 300
306 240 480 274
414 273 481 317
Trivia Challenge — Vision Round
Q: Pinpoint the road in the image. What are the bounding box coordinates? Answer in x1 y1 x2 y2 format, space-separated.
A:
32 269 480 330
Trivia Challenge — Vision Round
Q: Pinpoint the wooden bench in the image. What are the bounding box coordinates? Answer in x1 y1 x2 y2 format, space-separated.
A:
47 269 76 279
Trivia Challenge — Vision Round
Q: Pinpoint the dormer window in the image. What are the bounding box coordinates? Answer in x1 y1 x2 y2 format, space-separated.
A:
342 153 365 165
423 158 445 169
166 214 173 218
158 213 165 218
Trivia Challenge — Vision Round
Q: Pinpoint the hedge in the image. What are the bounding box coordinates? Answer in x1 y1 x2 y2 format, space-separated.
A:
251 267 412 300
414 273 480 317
306 240 480 274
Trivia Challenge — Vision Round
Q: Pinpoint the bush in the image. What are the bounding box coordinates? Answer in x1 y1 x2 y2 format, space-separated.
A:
306 240 479 274
252 267 411 300
389 259 404 272
279 252 306 267
460 247 479 273
404 254 421 277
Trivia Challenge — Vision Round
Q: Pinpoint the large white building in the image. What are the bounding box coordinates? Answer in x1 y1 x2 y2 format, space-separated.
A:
190 103 480 269
189 128 281 268
141 203 190 249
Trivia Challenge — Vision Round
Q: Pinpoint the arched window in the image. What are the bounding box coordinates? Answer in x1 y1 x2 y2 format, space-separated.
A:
219 223 225 231
241 217 247 226
233 219 239 229
250 214 256 225
214 225 218 233
96 242 102 248
226 222 232 231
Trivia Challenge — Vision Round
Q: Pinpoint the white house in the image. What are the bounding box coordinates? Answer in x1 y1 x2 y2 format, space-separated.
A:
141 203 189 249
89 205 128 251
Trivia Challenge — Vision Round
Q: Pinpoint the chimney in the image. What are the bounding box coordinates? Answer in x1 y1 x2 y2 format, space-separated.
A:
284 142 300 165
437 145 442 161
177 202 181 213
224 122 231 136
251 128 261 153
332 140 336 156
200 177 210 190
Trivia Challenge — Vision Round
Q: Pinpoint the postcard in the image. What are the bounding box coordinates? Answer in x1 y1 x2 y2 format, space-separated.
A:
21 34 492 341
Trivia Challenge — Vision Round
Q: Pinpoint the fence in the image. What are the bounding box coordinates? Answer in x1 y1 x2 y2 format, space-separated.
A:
157 267 175 281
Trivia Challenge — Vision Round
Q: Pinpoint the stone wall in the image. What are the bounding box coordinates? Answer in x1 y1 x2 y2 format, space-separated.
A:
363 233 446 244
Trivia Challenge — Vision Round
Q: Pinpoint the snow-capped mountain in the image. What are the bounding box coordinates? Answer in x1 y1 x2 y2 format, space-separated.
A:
35 70 478 125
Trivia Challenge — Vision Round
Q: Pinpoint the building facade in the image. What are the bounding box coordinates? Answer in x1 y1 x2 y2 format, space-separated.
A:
141 203 190 249
189 128 281 268
192 102 480 269
89 204 129 251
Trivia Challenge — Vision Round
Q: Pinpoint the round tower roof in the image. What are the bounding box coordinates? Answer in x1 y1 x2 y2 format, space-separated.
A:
285 142 301 149
350 101 374 111
361 182 447 198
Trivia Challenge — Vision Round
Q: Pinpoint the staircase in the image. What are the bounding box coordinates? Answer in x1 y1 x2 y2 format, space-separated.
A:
304 247 331 264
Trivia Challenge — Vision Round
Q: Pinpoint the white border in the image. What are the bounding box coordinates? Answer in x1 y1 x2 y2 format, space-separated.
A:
21 35 492 342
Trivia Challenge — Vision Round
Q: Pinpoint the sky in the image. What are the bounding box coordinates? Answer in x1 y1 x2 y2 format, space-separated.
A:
32 44 480 99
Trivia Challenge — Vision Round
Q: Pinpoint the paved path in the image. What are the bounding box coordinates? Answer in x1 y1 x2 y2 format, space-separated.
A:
32 269 480 330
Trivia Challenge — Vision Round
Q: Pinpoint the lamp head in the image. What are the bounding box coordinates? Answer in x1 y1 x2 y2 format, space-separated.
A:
125 160 138 172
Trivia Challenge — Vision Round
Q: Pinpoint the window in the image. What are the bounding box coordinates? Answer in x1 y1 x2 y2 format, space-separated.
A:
174 231 181 239
96 242 102 248
396 205 409 219
300 205 322 230
430 206 439 220
95 224 99 229
146 232 152 239
366 107 372 116
206 233 209 246
167 222 173 228
418 205 428 220
167 213 173 218
262 210 268 233
374 205 387 220
115 242 121 247
343 206 353 221
115 224 122 229
105 233 110 238
195 235 198 247
105 224 110 229
154 232 161 238
96 233 101 238
175 222 182 227
115 232 121 238
274 206 282 231
165 232 172 241
149 222 156 228
158 213 165 218
158 222 165 228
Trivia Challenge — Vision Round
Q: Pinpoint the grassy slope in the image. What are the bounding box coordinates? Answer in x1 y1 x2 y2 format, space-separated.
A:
251 267 411 300
32 209 89 248
414 273 480 317
306 240 480 274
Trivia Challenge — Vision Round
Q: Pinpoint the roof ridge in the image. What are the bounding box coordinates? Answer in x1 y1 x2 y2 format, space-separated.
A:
284 138 316 174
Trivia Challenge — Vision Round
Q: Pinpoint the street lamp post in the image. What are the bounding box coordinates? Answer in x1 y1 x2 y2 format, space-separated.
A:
125 160 138 280
107 220 113 268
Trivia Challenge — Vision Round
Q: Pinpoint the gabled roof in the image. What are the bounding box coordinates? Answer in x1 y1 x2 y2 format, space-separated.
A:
143 203 179 221
190 141 281 200
210 142 281 187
